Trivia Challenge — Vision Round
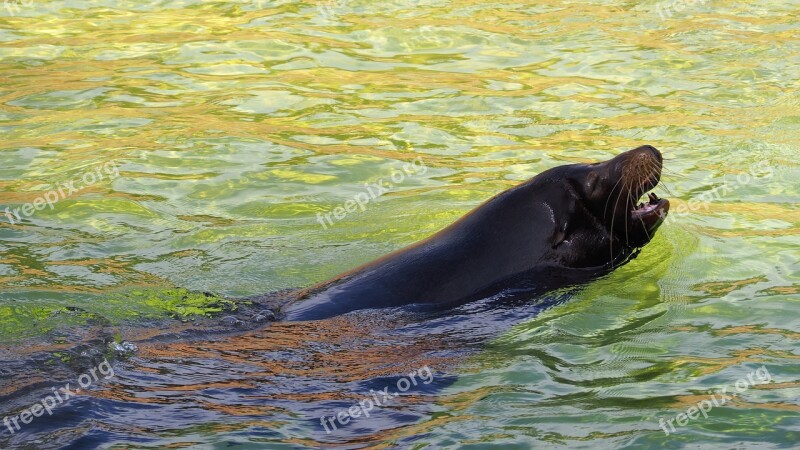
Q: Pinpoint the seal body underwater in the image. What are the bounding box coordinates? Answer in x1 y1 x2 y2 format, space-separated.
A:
283 145 670 321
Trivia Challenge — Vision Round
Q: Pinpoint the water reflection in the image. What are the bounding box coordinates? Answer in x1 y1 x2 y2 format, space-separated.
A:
0 291 572 448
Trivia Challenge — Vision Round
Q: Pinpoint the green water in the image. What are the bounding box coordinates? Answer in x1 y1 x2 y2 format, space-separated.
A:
1 0 798 448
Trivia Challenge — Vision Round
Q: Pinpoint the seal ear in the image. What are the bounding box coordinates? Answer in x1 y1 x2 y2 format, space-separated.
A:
551 221 568 248
551 198 577 249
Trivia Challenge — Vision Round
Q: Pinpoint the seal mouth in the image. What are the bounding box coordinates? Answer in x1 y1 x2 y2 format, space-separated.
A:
606 145 669 240
631 192 669 223
627 172 669 233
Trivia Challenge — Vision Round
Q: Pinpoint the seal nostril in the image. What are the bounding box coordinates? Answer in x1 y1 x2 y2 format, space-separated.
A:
644 145 662 161
635 151 652 164
633 145 662 164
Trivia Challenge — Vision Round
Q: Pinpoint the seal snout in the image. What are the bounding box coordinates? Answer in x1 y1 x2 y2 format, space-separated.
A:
617 145 662 198
592 144 670 244
628 145 662 177
638 144 662 162
622 145 669 234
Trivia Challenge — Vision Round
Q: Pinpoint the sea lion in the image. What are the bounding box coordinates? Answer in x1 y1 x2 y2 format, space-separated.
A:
284 145 670 321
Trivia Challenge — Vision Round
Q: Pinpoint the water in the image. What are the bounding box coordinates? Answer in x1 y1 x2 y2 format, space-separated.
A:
1 0 799 448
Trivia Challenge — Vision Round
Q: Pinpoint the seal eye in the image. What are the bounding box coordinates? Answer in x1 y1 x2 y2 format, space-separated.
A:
585 172 599 196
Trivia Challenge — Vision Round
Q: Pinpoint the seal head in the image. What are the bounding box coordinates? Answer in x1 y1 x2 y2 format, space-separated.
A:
546 145 670 267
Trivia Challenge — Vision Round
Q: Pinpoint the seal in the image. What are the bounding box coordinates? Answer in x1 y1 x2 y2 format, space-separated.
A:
284 145 670 321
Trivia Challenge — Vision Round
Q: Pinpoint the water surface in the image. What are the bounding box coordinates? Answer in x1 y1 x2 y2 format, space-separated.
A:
1 0 798 448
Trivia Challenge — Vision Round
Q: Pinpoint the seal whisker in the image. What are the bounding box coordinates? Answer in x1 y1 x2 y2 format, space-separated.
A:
605 174 626 266
655 184 675 200
645 159 675 197
614 175 630 251
660 165 704 183
634 187 654 242
655 174 676 198
623 177 632 247
634 214 653 242
604 176 625 219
